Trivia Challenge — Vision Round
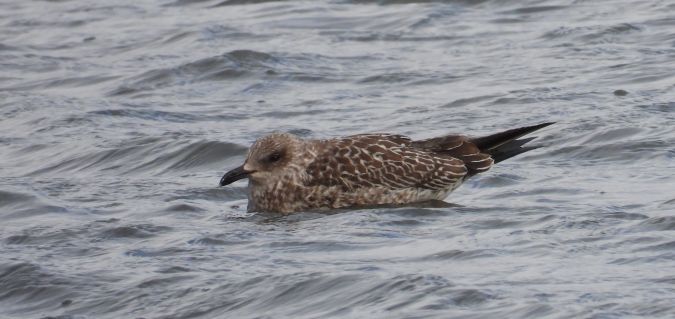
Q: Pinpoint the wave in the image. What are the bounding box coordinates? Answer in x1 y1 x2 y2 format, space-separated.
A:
542 23 643 41
28 139 248 177
0 188 69 219
0 263 75 316
153 273 494 318
108 50 350 96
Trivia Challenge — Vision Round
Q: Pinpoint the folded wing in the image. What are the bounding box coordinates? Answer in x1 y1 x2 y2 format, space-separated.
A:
305 134 468 191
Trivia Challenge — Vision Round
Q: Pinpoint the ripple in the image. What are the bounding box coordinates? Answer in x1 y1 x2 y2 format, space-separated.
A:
543 23 643 41
164 203 205 212
419 249 501 261
0 43 20 51
0 189 68 219
0 189 35 208
601 212 649 220
503 5 567 14
213 0 287 6
3 226 86 246
29 139 248 176
548 139 671 163
108 50 347 96
440 94 502 108
635 240 675 252
108 50 277 95
168 186 245 201
634 217 675 232
87 109 247 123
187 237 250 246
351 0 487 4
136 275 195 288
3 0 675 317
358 71 460 85
4 75 119 92
125 247 192 257
610 252 675 265
336 32 462 42
470 173 526 188
0 263 73 314
165 0 220 6
162 273 481 317
156 266 192 274
100 224 172 239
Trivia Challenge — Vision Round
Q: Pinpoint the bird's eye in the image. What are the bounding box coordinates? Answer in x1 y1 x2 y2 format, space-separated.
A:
267 152 282 163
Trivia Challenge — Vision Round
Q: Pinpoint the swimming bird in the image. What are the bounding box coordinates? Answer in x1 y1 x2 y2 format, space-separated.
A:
220 123 554 213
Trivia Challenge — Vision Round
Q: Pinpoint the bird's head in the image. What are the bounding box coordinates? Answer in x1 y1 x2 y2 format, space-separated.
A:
219 133 301 186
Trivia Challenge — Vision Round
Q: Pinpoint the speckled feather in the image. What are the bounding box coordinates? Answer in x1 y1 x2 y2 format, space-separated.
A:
222 123 554 213
245 134 487 213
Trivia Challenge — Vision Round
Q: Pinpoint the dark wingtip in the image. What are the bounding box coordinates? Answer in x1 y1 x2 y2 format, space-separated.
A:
530 122 556 130
471 122 555 151
473 122 555 164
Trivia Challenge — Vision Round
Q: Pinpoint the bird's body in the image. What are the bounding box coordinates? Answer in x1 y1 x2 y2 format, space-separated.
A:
220 123 553 214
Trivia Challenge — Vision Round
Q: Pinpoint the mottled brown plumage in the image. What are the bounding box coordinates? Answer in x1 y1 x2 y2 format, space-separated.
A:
219 123 553 213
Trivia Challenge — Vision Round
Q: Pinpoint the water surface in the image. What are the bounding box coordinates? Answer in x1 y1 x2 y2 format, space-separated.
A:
1 0 675 318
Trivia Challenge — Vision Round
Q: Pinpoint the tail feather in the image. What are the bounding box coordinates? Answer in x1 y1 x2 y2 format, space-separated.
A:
471 122 554 163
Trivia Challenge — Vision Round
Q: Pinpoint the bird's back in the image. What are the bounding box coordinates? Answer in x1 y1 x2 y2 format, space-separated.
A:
299 134 472 209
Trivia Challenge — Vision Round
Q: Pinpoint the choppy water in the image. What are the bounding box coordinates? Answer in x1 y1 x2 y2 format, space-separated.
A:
1 0 675 318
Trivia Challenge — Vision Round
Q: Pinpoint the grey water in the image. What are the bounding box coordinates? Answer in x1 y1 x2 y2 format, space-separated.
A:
1 0 675 318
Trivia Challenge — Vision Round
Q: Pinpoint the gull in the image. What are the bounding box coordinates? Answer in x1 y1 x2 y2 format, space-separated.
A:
219 123 554 213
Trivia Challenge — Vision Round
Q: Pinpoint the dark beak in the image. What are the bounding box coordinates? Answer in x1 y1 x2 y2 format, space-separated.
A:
219 165 252 186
